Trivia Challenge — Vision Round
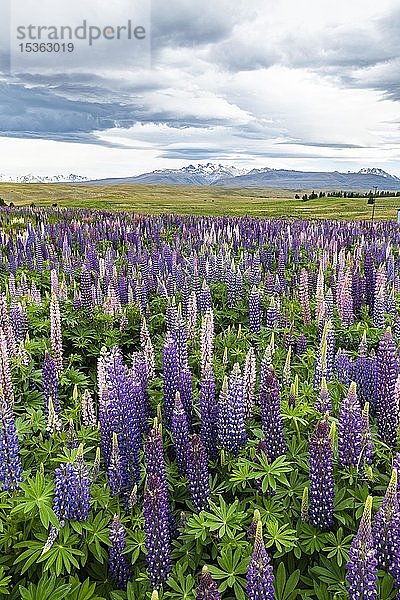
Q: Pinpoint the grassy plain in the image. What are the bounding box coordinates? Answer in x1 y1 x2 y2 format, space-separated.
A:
0 182 398 220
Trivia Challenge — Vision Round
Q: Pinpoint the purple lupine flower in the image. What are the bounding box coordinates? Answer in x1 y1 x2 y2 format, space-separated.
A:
196 566 221 600
375 327 399 448
200 363 218 460
162 335 179 430
144 421 174 536
100 348 143 495
217 364 247 456
247 520 274 600
171 392 190 475
309 419 334 530
179 367 193 429
50 294 63 372
109 515 131 589
186 434 210 513
338 382 362 469
143 474 172 588
315 377 331 413
74 445 90 521
53 463 80 524
259 366 286 461
335 349 355 387
108 433 122 496
243 346 256 419
249 286 261 334
346 496 378 600
372 469 400 571
355 332 375 408
361 402 373 466
42 351 60 419
198 281 212 314
297 333 307 355
0 400 22 492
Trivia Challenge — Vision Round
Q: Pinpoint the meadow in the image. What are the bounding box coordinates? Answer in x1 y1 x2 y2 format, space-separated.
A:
0 206 399 600
0 182 399 219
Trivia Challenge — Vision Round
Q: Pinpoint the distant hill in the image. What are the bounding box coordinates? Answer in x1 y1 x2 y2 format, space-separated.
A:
0 174 88 183
85 163 400 191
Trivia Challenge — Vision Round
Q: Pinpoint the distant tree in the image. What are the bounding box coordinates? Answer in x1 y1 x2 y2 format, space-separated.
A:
52 203 58 208
367 196 375 205
295 194 300 199
9 202 14 208
0 198 6 207
302 194 308 201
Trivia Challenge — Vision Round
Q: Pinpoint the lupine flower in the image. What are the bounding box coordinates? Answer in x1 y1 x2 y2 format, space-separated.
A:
73 444 90 521
200 363 218 460
259 366 286 461
346 496 378 600
338 382 362 469
179 367 193 429
42 351 60 418
315 377 331 413
247 520 274 600
361 403 373 466
162 335 179 430
249 286 261 334
0 330 15 408
201 308 214 376
171 392 190 475
100 348 143 494
372 469 400 570
109 515 131 589
196 565 221 600
217 364 247 456
309 419 334 530
50 294 63 372
0 395 22 492
297 333 307 355
143 474 172 588
53 463 80 524
81 389 96 427
243 347 256 419
375 327 399 448
186 434 210 512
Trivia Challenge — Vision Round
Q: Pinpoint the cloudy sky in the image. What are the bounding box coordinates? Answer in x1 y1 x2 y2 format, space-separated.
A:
0 0 400 178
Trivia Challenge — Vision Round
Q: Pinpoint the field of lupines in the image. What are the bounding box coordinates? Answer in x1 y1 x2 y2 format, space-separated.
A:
1 207 400 599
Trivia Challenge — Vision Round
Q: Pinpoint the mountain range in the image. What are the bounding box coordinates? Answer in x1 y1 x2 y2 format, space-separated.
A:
2 164 400 190
84 163 400 190
0 174 88 184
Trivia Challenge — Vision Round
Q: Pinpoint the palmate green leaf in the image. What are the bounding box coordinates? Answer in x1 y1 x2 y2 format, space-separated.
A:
201 497 246 539
264 520 298 555
208 546 249 598
297 523 327 555
11 472 60 529
309 556 347 595
322 528 352 567
245 455 292 491
19 574 71 600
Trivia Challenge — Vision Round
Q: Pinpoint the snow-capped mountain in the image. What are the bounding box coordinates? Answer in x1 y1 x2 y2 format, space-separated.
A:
357 168 399 180
85 163 249 185
0 174 88 183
